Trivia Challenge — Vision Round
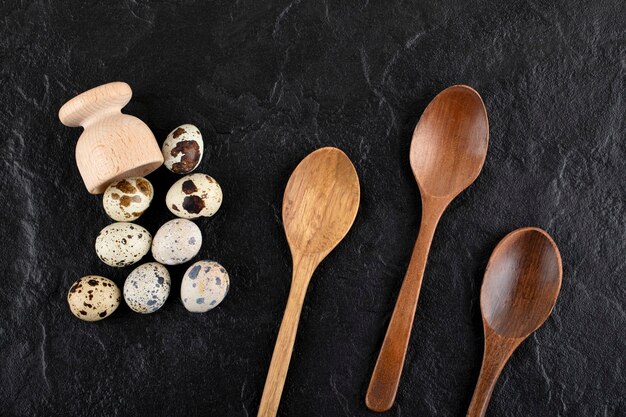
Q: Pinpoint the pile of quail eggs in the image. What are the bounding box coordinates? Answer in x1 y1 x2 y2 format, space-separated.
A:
67 124 230 322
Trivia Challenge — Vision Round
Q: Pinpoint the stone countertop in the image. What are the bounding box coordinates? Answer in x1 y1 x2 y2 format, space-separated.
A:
0 0 624 416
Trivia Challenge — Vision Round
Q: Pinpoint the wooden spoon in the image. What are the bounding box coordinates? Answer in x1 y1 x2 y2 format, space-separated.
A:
257 147 360 417
467 227 562 417
366 85 489 412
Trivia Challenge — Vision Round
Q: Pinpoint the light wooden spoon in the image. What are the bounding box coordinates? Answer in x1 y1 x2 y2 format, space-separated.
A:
367 85 489 412
467 227 562 417
257 147 360 417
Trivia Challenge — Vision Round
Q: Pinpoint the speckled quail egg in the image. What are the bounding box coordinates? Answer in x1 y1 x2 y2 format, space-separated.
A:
123 262 171 314
67 275 121 321
95 222 152 267
102 177 154 222
162 124 204 174
181 260 229 313
151 219 202 265
166 173 222 219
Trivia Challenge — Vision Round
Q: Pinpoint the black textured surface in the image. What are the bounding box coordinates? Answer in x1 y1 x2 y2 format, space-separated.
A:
1 1 624 416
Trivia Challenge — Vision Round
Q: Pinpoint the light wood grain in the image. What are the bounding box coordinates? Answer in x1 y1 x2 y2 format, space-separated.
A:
257 147 360 417
366 85 489 412
58 82 163 194
467 227 562 417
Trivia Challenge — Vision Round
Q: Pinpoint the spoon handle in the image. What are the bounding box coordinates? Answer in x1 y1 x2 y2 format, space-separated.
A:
366 200 446 412
467 329 521 417
257 255 316 417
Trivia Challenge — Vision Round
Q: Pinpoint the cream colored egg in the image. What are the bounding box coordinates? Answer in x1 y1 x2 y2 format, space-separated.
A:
151 219 202 265
166 173 222 219
95 222 152 267
181 260 230 313
67 275 121 321
162 124 204 174
124 262 171 314
102 177 154 222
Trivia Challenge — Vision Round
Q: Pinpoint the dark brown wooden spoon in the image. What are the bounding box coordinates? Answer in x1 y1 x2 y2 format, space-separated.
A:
366 85 489 412
467 227 563 417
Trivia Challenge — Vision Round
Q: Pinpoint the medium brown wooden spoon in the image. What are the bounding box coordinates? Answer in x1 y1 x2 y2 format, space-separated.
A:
366 85 489 412
467 227 562 417
257 147 360 417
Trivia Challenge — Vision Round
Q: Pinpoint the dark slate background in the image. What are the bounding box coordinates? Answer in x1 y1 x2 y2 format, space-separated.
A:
1 1 624 416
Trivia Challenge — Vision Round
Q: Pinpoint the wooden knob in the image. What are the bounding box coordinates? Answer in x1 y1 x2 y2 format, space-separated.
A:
59 82 164 194
59 82 132 127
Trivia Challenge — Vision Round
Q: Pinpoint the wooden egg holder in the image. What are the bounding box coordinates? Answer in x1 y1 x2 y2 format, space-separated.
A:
59 82 163 194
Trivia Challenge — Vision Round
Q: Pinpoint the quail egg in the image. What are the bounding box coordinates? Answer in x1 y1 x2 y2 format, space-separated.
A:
124 262 171 314
95 222 152 267
162 124 204 174
67 275 121 321
166 173 222 219
102 177 154 222
181 260 230 313
151 219 202 265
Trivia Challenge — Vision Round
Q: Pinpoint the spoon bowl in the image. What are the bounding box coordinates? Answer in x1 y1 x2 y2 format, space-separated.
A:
467 227 562 417
283 148 360 256
482 227 562 338
410 85 489 197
